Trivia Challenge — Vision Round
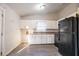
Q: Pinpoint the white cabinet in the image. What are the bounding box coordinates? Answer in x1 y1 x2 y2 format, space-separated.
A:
47 35 51 43
29 34 55 44
51 35 55 43
41 35 47 44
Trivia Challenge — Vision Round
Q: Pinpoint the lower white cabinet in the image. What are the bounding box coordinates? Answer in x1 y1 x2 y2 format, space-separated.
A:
28 34 55 44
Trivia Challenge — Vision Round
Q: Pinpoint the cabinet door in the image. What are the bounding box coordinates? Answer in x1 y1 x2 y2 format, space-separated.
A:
30 35 42 44
41 35 47 44
47 35 51 43
51 35 54 43
37 35 41 44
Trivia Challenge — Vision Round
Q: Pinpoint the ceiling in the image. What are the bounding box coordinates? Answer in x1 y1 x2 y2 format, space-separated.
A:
7 3 68 17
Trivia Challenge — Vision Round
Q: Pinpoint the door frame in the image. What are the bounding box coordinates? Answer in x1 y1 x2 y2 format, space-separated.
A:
0 6 5 56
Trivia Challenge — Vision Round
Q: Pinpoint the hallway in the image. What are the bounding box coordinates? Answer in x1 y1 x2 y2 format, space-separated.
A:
8 43 61 56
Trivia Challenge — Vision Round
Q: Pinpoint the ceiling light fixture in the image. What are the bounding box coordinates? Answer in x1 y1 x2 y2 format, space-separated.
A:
35 3 46 10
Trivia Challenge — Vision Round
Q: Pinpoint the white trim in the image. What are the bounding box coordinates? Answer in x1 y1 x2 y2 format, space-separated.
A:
0 6 5 56
2 9 5 56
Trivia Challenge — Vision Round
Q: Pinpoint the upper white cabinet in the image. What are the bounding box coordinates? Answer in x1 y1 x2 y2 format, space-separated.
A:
20 20 58 29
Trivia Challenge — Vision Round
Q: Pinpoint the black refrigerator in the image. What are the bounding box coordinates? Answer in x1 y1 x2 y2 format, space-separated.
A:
76 14 79 56
54 33 60 47
57 14 78 56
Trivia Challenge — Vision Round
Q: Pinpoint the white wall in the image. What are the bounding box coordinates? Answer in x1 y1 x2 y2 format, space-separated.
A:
0 4 21 55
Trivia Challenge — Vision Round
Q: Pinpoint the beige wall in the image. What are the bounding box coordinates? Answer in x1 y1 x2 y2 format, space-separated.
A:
20 29 29 43
0 4 21 55
58 3 77 20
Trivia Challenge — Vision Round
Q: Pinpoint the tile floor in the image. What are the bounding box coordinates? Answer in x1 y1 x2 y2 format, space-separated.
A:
8 43 61 56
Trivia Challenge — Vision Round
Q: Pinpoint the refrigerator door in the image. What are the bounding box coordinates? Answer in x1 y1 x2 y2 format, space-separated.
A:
59 17 75 56
76 14 79 56
65 17 75 56
59 18 70 56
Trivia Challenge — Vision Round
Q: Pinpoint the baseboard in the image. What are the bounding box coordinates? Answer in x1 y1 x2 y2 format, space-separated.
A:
30 43 55 45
